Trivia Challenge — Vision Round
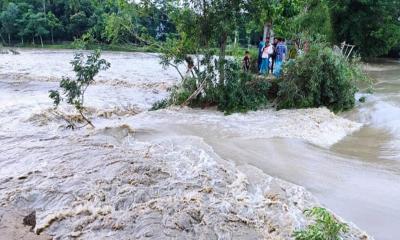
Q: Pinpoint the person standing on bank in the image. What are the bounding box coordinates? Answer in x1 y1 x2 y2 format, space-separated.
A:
259 41 273 75
273 38 287 77
270 38 278 74
243 51 251 72
257 36 265 71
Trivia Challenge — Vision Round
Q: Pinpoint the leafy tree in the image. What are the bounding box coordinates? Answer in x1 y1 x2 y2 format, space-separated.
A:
294 0 333 42
47 11 62 44
329 0 400 57
33 12 49 47
69 11 90 38
49 50 110 129
0 3 19 44
103 13 134 44
21 10 49 46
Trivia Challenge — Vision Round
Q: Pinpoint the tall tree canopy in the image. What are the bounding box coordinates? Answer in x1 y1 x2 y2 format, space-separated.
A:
329 0 400 57
0 0 399 57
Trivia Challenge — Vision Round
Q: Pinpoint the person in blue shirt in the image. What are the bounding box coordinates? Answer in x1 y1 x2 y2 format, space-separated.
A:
273 38 287 77
257 36 265 72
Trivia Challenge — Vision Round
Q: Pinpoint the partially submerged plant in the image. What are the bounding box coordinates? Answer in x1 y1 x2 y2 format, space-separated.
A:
277 44 366 112
49 50 110 129
154 50 271 114
293 207 349 240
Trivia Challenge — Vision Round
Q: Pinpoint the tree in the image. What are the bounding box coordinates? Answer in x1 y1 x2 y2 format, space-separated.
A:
329 0 400 57
34 12 50 47
0 3 19 44
68 11 89 38
47 12 62 44
22 10 49 46
165 0 243 84
49 50 110 129
294 0 333 42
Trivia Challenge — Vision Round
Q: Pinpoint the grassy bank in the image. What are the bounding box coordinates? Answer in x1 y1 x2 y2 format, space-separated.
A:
2 41 258 55
1 42 159 53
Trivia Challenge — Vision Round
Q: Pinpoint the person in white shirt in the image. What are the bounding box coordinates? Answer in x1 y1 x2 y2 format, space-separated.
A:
259 41 273 75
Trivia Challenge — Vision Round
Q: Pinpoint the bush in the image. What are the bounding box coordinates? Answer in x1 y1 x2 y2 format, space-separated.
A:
49 50 110 128
293 207 348 240
153 55 270 114
277 45 364 112
216 61 270 114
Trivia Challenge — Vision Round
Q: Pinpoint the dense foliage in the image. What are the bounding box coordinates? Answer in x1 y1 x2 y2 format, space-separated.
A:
293 207 348 240
329 0 400 58
1 0 399 57
155 53 271 114
49 50 110 128
277 45 362 112
0 0 174 46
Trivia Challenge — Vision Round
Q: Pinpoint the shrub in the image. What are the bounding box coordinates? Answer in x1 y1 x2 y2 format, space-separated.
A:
153 55 270 114
49 50 110 128
277 45 364 112
216 61 270 114
293 207 348 240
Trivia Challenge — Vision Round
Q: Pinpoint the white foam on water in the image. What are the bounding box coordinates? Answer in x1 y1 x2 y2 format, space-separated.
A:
0 49 372 239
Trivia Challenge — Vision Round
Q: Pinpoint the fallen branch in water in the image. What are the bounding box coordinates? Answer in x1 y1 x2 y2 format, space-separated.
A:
181 79 207 107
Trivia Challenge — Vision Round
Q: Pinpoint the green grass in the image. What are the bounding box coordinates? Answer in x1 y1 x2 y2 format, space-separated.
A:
293 207 348 240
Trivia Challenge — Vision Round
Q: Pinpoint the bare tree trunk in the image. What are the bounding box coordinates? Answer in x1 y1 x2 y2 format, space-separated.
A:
263 22 273 43
43 0 46 14
0 33 5 44
79 110 95 128
40 35 43 48
21 36 24 45
8 34 10 45
32 36 35 45
218 32 228 85
51 30 54 44
263 24 268 42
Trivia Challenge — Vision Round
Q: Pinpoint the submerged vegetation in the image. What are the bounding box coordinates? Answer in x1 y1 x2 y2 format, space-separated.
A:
293 207 349 240
157 55 271 114
49 50 110 129
277 45 364 112
151 0 369 114
155 45 365 114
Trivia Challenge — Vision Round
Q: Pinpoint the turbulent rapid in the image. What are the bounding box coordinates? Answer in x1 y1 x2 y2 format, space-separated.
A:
2 49 398 239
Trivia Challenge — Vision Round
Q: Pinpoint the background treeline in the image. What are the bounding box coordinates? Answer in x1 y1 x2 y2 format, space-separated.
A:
0 0 175 47
0 0 399 58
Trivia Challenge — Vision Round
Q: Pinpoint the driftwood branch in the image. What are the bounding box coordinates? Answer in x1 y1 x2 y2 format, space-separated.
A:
79 110 95 128
181 79 207 107
50 109 94 129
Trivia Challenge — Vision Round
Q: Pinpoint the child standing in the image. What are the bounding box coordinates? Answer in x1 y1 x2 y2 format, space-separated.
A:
243 51 251 72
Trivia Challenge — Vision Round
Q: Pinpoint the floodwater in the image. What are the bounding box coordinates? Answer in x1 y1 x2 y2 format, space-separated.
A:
128 60 400 240
0 49 399 239
133 59 400 240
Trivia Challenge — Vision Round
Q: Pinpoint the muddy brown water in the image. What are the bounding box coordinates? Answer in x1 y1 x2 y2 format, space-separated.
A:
135 60 400 240
1 50 399 239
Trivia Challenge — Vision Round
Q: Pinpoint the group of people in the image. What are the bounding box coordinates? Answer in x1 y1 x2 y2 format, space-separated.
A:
242 37 288 78
258 37 287 77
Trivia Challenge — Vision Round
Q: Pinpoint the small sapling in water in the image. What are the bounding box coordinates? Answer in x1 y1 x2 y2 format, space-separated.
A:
49 50 110 129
